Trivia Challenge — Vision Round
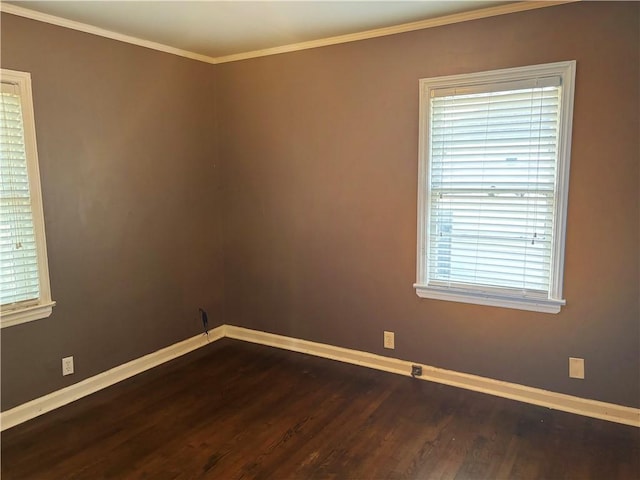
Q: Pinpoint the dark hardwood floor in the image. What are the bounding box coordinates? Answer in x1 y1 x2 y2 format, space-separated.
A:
2 339 638 479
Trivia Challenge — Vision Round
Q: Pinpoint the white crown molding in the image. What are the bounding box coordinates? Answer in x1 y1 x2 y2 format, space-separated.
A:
1 1 577 65
3 322 637 432
0 3 219 65
0 326 224 431
214 1 577 64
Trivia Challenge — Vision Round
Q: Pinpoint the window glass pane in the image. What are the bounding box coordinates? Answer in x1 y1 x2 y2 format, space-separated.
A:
428 86 560 293
0 89 41 306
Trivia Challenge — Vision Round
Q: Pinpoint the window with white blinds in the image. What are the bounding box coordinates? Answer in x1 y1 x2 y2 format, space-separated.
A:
0 69 54 327
415 62 576 314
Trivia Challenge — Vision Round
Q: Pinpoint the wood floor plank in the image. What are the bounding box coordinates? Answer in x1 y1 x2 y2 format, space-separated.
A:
2 339 639 479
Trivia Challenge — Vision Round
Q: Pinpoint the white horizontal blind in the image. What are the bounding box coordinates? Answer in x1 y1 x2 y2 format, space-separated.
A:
428 82 561 296
0 82 41 307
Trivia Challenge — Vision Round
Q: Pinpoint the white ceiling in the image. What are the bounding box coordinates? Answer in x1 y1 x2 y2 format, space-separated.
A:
5 1 515 60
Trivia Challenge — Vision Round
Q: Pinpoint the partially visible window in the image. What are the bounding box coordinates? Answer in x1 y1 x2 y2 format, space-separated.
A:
415 62 576 313
1 69 54 327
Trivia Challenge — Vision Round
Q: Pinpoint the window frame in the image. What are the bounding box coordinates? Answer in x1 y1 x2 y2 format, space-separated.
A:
414 61 576 314
1 68 55 328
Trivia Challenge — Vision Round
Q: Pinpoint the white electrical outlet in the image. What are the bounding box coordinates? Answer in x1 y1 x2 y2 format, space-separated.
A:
383 331 395 349
569 357 584 379
62 356 74 376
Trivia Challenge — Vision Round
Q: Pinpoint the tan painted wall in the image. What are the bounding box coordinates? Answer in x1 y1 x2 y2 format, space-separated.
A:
217 1 640 407
1 14 223 410
1 1 638 411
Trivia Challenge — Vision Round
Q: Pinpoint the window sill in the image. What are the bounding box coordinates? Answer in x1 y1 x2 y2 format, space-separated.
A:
413 284 564 314
1 301 56 328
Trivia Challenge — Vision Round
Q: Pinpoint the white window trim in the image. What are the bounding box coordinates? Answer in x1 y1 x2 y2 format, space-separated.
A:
1 69 55 328
414 61 576 314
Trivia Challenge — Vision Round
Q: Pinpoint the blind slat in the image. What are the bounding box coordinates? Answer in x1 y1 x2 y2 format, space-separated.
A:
431 77 561 97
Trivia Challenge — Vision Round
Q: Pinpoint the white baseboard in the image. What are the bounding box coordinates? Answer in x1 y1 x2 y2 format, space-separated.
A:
0 326 224 431
225 325 640 428
2 324 638 431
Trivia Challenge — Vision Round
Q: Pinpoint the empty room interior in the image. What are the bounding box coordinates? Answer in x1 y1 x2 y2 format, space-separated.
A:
1 0 639 478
